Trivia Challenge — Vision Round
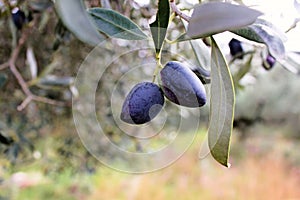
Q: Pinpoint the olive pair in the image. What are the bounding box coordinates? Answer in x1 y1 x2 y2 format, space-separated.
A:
120 61 207 125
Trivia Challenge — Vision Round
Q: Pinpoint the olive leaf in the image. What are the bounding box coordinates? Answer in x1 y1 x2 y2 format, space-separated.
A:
181 19 211 79
150 0 170 55
88 8 147 40
277 52 300 75
55 0 104 46
255 19 287 42
232 23 286 60
208 37 235 167
187 2 262 39
190 39 211 78
251 25 285 60
286 52 300 69
173 33 190 42
231 26 264 43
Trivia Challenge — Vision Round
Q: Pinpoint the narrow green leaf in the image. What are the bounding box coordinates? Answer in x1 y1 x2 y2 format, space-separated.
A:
277 52 300 75
255 19 287 42
286 52 300 68
187 2 262 39
55 0 104 46
181 19 211 78
231 27 264 44
232 24 286 60
88 8 147 40
190 39 211 76
150 0 170 55
251 25 285 60
208 37 235 167
174 33 190 42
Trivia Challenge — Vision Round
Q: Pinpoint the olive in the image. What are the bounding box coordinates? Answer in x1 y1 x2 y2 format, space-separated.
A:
11 8 26 30
160 61 206 107
120 82 164 124
262 54 276 70
191 67 211 85
229 38 244 59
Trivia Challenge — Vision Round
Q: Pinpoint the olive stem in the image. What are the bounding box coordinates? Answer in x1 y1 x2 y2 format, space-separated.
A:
152 54 163 82
153 1 190 82
164 12 177 44
228 50 256 65
170 0 191 22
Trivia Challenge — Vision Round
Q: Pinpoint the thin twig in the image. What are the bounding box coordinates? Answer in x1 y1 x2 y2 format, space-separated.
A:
285 18 300 33
7 27 67 111
17 96 33 111
170 1 191 22
9 62 32 96
229 50 256 65
0 62 9 70
9 34 32 96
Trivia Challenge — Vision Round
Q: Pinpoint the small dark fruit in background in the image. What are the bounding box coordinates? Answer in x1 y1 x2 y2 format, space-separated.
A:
120 82 164 125
191 67 211 85
229 38 244 59
11 7 26 30
262 54 276 70
160 61 207 108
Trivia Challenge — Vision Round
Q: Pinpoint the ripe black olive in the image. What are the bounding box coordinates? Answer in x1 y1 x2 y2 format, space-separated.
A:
262 54 276 70
160 61 206 107
11 8 26 30
229 38 244 59
120 82 164 124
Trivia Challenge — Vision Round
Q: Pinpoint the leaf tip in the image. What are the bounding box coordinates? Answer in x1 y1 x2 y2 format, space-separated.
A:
227 162 231 168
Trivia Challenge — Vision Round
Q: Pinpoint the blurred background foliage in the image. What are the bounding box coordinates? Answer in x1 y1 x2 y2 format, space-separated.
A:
0 0 300 199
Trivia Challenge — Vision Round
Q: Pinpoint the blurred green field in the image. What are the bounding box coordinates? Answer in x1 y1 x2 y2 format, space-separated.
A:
1 122 300 200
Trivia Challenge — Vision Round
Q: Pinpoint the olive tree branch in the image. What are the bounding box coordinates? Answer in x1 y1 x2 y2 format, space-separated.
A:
7 29 66 111
170 0 191 22
0 62 9 70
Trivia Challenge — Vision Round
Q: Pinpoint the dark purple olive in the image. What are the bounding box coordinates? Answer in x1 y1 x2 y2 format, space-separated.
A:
11 8 26 30
160 61 206 108
191 67 211 85
120 82 164 124
229 38 244 59
262 54 276 70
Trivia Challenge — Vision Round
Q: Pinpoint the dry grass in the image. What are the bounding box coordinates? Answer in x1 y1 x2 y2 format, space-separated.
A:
89 136 300 200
